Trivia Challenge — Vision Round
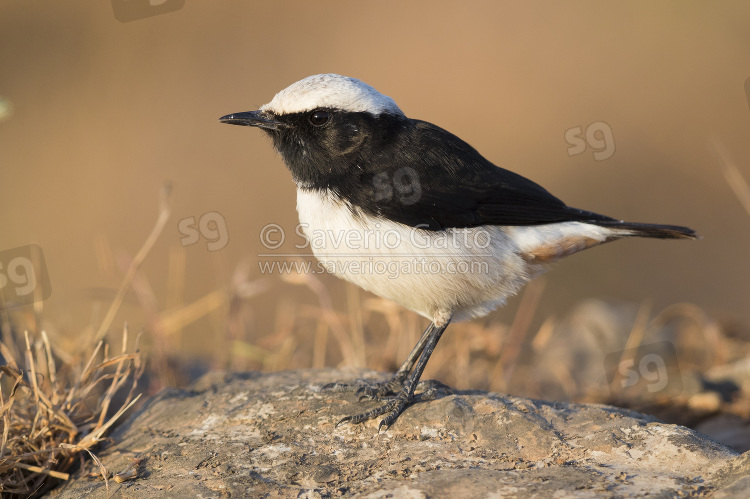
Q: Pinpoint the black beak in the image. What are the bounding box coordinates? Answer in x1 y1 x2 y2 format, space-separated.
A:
219 110 287 130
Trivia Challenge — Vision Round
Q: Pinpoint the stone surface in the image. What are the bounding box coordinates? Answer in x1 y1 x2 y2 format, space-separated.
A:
50 369 750 498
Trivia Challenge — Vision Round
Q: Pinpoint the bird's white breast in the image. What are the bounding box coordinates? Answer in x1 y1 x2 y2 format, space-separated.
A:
295 188 593 322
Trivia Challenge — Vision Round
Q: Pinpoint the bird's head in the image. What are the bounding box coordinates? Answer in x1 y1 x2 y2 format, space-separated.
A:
220 74 406 188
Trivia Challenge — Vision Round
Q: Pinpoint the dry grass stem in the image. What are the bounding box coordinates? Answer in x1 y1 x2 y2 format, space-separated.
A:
0 326 142 497
713 137 750 218
94 183 172 343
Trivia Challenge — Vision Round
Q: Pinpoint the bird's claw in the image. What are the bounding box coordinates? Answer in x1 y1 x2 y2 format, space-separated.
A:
336 392 412 430
325 376 450 430
323 376 405 401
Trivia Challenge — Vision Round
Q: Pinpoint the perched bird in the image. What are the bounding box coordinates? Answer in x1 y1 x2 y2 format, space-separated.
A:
220 74 698 430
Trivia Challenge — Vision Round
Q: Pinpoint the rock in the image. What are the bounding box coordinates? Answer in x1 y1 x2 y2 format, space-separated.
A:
49 369 749 498
696 414 750 454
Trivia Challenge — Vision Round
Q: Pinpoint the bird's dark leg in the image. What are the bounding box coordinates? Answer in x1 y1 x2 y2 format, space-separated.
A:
322 321 434 397
339 314 453 430
355 321 435 399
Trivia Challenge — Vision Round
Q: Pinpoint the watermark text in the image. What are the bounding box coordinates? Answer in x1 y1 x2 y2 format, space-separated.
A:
0 245 52 309
566 121 615 161
179 212 229 251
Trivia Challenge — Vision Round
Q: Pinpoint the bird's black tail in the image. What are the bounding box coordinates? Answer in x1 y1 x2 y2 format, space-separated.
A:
562 206 699 240
592 220 700 240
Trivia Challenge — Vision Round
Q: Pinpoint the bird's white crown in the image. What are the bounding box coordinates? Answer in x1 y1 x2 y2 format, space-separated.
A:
260 74 404 116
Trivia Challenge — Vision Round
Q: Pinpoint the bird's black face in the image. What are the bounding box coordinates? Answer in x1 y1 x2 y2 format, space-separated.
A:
221 108 407 189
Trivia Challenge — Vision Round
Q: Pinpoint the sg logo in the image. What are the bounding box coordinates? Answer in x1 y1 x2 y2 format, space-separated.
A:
111 0 185 23
605 341 683 397
178 212 229 252
0 245 52 310
565 121 616 161
372 167 422 206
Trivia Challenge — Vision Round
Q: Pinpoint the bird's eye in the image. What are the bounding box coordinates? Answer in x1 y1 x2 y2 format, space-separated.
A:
309 110 331 126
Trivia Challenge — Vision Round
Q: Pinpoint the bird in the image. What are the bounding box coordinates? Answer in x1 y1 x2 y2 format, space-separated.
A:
220 73 698 430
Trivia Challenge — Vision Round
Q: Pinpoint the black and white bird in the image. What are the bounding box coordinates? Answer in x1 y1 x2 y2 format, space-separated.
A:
220 74 698 430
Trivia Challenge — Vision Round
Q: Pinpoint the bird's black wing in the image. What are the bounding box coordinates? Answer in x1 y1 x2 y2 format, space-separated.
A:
347 120 616 230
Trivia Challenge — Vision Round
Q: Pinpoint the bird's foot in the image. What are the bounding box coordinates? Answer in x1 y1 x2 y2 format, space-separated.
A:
412 379 452 401
337 388 413 432
322 373 407 401
330 379 452 431
355 376 408 400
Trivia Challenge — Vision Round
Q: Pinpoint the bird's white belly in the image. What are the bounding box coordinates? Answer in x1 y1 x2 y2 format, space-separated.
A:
296 188 547 322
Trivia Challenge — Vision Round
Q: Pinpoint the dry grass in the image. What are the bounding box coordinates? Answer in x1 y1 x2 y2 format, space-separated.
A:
0 327 142 497
0 185 167 496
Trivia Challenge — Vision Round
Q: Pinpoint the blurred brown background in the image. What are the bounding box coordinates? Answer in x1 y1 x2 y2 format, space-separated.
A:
1 1 749 379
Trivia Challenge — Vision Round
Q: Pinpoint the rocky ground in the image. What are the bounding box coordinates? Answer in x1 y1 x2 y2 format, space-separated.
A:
49 369 750 498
